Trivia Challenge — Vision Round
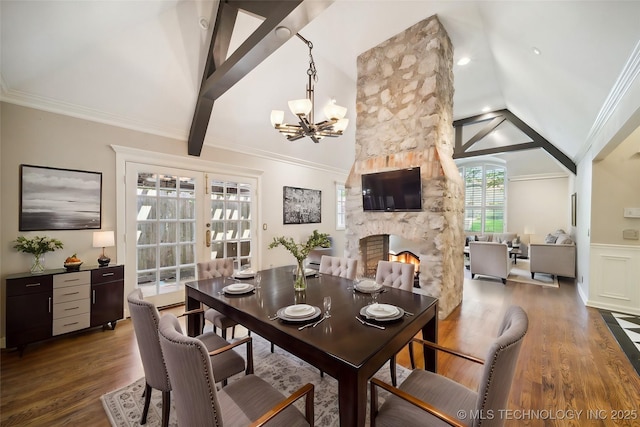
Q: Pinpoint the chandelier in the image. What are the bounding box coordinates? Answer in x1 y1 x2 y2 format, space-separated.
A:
270 33 349 143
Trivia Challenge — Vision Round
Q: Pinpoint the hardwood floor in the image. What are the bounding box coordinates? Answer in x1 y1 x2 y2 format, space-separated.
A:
2 277 639 426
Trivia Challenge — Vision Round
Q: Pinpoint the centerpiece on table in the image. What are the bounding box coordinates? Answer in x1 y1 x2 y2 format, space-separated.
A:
13 235 64 274
268 230 330 291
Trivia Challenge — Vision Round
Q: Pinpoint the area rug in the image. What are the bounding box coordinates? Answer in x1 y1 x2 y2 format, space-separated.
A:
101 333 409 426
507 259 559 287
600 310 640 376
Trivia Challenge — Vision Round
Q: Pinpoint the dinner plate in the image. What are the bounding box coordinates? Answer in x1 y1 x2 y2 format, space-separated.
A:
360 304 404 322
223 283 255 295
284 304 315 318
277 305 321 322
234 270 256 279
366 303 399 318
355 280 383 293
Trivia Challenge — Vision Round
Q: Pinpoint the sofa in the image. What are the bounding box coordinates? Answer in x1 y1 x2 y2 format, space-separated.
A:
469 241 511 284
465 232 529 258
529 230 576 279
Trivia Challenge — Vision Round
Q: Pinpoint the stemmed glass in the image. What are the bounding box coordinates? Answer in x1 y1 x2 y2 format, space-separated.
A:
255 272 262 289
323 296 332 318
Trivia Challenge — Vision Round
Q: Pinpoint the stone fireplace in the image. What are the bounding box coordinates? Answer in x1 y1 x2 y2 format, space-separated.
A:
344 15 464 319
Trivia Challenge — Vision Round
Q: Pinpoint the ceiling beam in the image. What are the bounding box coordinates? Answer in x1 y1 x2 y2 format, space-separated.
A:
188 0 333 156
453 109 577 174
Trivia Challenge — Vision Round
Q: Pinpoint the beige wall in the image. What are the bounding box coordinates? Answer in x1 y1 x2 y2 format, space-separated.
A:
507 175 571 243
591 126 640 245
1 102 347 344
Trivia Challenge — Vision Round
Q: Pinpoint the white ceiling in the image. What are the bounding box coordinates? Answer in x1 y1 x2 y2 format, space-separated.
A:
2 1 640 175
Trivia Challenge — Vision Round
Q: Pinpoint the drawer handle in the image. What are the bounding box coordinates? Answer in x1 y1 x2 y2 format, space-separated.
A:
64 307 80 311
49 297 52 313
102 272 115 277
63 278 80 283
62 291 80 296
26 283 42 287
63 322 79 327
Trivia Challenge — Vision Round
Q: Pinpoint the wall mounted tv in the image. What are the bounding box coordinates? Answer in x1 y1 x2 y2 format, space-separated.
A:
362 167 422 212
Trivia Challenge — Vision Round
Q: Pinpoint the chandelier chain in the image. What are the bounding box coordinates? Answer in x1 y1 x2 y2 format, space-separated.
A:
306 41 318 82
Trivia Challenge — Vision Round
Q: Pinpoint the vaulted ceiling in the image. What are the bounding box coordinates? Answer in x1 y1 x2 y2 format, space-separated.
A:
2 1 640 175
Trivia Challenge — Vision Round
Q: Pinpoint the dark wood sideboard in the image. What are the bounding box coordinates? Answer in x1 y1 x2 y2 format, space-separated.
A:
5 264 124 355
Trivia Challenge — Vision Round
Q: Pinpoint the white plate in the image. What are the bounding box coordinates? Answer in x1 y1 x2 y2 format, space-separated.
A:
366 303 399 318
234 270 255 279
277 306 321 322
223 283 255 295
355 280 382 293
284 304 315 318
359 304 404 322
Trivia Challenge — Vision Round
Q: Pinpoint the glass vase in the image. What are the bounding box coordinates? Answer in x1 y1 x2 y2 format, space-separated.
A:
294 259 307 291
31 254 45 274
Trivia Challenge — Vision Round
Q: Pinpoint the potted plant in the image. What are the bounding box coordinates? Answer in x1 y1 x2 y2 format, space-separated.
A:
13 235 64 274
268 230 330 290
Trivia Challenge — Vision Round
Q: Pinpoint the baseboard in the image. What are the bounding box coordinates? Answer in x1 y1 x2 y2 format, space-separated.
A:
587 300 640 316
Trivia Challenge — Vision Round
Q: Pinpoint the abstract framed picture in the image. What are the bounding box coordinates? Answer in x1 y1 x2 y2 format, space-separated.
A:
283 186 321 224
19 164 102 231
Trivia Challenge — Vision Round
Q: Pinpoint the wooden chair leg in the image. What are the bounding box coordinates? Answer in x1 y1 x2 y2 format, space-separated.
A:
390 355 397 387
231 325 235 339
320 369 324 378
271 342 275 353
408 341 416 369
161 390 170 427
141 383 152 424
221 328 227 339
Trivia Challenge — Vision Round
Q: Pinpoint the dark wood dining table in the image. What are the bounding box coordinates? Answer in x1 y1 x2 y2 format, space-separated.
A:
185 265 438 427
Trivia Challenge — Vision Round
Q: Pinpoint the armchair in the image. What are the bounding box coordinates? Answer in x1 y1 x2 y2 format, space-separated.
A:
371 306 528 427
529 243 576 279
469 241 510 284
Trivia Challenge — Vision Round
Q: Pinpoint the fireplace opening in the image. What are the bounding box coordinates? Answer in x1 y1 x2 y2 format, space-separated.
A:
360 235 420 287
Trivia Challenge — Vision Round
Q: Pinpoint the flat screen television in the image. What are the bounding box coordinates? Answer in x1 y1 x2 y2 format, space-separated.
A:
362 167 422 212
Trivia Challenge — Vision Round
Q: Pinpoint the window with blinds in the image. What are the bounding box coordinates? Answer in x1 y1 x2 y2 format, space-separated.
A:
461 164 505 233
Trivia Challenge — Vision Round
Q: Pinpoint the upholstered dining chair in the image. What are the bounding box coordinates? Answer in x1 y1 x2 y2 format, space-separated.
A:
197 258 240 339
127 289 252 427
158 313 315 427
318 255 358 280
370 305 529 427
375 260 415 291
375 260 415 385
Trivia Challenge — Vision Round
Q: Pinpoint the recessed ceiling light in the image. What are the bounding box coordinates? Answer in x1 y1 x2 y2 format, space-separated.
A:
532 47 541 55
199 17 209 30
275 26 291 40
457 56 471 66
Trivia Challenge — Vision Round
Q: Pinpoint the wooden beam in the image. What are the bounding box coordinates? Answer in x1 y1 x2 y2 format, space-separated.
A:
460 116 506 152
188 0 334 156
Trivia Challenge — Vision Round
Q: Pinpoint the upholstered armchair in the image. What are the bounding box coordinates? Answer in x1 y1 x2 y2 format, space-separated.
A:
127 289 250 427
469 241 510 284
529 243 576 279
319 255 358 280
158 314 314 426
371 306 529 427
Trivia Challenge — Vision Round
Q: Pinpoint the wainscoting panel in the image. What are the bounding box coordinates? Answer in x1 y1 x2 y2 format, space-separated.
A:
588 244 640 315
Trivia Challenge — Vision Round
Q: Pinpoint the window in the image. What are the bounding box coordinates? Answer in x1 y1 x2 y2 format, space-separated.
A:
336 183 346 230
461 164 505 233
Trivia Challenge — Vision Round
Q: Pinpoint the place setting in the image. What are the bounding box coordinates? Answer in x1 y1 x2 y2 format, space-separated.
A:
270 296 333 330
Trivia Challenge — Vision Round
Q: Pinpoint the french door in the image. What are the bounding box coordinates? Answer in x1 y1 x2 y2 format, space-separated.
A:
124 163 257 308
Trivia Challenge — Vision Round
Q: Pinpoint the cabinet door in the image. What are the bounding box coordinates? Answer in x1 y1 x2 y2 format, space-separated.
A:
6 292 52 348
91 281 124 328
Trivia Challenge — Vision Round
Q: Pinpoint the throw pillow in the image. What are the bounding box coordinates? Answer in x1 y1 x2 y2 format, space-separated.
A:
554 229 566 236
545 233 558 244
556 234 574 245
476 235 489 242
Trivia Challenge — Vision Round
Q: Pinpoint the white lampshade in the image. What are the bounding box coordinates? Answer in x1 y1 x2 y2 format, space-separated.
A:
323 103 347 120
523 226 536 235
333 118 349 132
288 99 312 116
93 231 115 248
270 110 284 127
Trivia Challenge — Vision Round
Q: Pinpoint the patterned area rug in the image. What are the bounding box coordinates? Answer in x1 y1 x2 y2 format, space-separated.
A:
600 310 640 376
507 259 559 287
101 333 409 426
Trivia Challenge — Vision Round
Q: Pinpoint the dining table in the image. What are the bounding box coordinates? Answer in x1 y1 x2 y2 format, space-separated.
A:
185 265 438 427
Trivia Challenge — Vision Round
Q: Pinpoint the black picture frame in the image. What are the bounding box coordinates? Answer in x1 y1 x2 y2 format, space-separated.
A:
283 186 321 224
571 192 577 227
19 164 102 231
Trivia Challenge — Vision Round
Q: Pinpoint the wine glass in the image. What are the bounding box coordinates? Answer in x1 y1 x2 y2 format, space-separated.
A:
255 272 262 289
323 296 332 318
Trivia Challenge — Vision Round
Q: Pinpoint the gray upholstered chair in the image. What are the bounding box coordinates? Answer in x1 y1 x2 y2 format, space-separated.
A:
318 255 358 280
197 258 240 339
375 260 415 291
529 243 576 279
127 289 251 427
158 313 314 427
374 260 415 386
371 305 529 427
469 241 510 284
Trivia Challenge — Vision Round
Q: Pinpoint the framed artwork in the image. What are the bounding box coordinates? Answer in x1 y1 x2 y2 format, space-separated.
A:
283 186 321 224
19 164 102 231
571 192 577 227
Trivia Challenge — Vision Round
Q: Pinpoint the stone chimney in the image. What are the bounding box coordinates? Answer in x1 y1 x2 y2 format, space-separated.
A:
345 15 464 319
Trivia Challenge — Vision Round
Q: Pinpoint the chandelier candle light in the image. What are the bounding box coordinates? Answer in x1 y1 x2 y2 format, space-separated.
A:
270 32 348 143
93 230 115 267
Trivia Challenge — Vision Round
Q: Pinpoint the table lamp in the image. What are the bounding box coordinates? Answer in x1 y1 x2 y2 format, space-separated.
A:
93 231 115 267
523 226 536 244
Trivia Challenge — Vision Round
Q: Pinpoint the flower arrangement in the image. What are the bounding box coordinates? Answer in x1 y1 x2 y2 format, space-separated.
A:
14 235 64 255
269 230 330 290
